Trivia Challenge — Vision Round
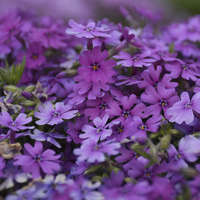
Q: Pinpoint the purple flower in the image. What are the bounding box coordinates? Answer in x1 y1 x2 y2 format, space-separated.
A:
167 92 200 124
106 94 146 124
138 66 178 89
23 42 46 69
74 140 120 163
0 12 22 57
84 93 114 120
166 145 188 171
66 19 110 39
35 102 78 125
77 46 116 84
66 117 87 144
27 129 66 148
141 82 179 117
80 115 113 142
14 142 60 178
149 177 175 200
179 135 200 162
0 157 5 177
114 51 154 68
128 115 161 142
74 46 116 99
165 61 200 81
0 111 33 131
31 25 66 49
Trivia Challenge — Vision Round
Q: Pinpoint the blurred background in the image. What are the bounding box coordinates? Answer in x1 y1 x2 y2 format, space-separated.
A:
0 0 199 23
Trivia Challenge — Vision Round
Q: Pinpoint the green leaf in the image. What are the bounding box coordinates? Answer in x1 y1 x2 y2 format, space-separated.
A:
159 135 171 150
84 165 102 175
0 57 26 85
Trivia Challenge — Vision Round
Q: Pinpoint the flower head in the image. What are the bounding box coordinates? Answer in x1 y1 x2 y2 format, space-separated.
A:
74 140 120 163
179 135 200 162
35 102 78 125
80 115 113 142
14 142 61 178
0 111 33 131
66 19 110 39
167 92 200 124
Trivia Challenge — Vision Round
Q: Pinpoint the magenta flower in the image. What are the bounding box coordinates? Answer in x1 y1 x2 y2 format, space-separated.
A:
167 92 200 124
80 115 113 142
35 102 78 125
66 19 110 39
14 142 60 178
25 42 46 69
0 111 33 131
77 46 116 84
74 46 116 99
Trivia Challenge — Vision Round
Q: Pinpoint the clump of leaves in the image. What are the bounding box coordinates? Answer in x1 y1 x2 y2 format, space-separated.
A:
0 57 26 86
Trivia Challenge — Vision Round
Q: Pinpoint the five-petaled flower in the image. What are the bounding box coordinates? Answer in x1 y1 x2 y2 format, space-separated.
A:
14 141 61 178
35 102 78 125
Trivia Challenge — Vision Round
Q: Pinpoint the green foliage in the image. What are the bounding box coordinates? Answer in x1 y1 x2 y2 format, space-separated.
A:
171 0 200 15
0 57 26 86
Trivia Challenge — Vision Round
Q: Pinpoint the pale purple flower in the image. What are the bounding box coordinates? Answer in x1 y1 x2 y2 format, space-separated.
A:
167 145 188 171
179 135 200 162
80 115 113 142
0 111 33 131
27 129 66 148
35 102 78 125
114 51 154 68
14 142 60 178
74 140 120 163
128 115 161 142
66 19 110 39
167 92 200 124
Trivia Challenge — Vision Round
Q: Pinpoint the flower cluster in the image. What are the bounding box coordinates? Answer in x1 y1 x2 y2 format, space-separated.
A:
1 9 200 200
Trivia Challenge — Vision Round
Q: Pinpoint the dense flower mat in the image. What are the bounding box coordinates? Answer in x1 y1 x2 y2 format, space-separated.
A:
0 10 200 200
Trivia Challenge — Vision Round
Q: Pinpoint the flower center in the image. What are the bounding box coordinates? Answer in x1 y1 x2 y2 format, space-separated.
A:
85 26 93 32
139 124 146 130
99 102 107 110
32 54 38 60
183 65 187 70
53 111 61 117
34 155 41 162
122 110 130 118
11 122 16 126
160 99 167 107
184 102 192 109
97 128 103 133
92 64 99 71
118 126 124 133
